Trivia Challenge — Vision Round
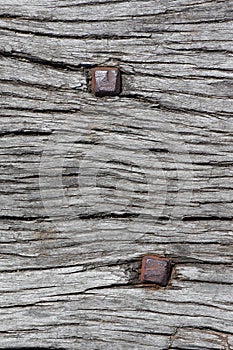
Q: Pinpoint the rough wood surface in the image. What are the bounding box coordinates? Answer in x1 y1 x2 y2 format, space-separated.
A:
0 0 233 349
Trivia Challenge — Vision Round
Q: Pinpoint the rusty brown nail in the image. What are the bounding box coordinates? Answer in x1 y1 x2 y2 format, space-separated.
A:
140 255 172 287
91 67 121 97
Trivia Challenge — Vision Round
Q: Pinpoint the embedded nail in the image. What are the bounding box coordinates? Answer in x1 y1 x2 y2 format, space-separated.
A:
140 255 172 287
91 67 121 97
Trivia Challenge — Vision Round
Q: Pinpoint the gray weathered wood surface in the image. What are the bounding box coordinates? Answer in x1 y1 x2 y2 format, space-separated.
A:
0 0 233 349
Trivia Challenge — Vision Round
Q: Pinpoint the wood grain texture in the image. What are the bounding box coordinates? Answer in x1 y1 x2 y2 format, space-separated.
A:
0 0 233 349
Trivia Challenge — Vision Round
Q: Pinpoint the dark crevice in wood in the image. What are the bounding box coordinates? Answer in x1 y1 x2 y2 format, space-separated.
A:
74 140 100 145
182 216 232 222
1 107 81 114
193 161 233 166
93 125 142 132
0 50 90 71
78 212 140 220
0 216 49 222
0 14 23 19
2 150 42 156
170 16 233 26
122 93 229 117
106 160 138 167
123 69 220 81
84 282 137 293
149 148 170 154
0 79 82 93
154 101 233 117
173 47 233 54
78 212 170 221
0 130 53 137
1 91 46 102
92 128 144 138
0 25 151 40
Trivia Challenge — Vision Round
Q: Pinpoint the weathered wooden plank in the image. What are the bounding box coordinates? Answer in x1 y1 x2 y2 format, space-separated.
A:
0 107 232 220
0 0 233 349
0 283 233 349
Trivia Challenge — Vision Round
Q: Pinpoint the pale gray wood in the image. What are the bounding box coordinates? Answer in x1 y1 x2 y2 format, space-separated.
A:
0 0 233 349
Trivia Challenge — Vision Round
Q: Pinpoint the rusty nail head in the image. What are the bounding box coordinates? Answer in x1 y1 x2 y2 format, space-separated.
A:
140 255 172 287
91 67 121 97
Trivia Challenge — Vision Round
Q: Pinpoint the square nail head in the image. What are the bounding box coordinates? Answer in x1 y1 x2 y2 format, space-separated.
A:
91 67 121 96
140 255 172 287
